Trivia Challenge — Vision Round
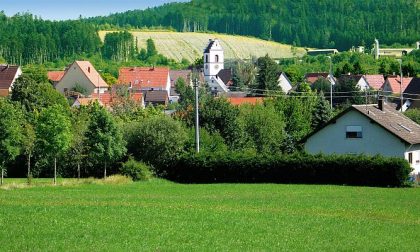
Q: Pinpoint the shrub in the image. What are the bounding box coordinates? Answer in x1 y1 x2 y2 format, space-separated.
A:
166 152 412 187
120 158 152 181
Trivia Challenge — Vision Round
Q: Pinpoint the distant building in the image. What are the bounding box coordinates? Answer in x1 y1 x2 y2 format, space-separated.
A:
400 78 420 111
304 72 336 86
118 66 172 103
303 100 420 175
203 39 229 94
364 74 385 90
47 71 65 87
277 72 293 93
382 76 413 95
55 61 109 96
373 39 420 59
0 64 22 97
337 74 370 91
307 49 338 56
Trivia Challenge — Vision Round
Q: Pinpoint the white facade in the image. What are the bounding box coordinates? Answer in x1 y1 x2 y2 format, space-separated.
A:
304 109 420 174
9 67 22 92
356 77 370 91
203 39 228 93
278 72 293 93
56 62 108 95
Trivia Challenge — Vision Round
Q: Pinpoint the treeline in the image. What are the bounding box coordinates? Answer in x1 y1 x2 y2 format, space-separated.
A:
87 0 420 50
0 12 101 65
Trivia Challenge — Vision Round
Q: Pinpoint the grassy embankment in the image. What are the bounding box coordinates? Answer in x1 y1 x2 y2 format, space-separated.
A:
98 30 307 62
0 179 419 251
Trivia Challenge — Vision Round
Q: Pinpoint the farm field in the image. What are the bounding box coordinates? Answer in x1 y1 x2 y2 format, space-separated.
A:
0 179 419 251
98 30 307 61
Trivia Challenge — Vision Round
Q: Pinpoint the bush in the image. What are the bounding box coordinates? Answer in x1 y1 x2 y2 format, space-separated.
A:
120 158 152 181
166 152 412 187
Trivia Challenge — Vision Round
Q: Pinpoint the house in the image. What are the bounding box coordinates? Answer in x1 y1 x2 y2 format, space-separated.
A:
55 61 109 96
277 72 293 93
47 71 65 87
401 78 420 111
0 64 22 97
72 97 102 108
364 74 385 90
304 72 336 86
169 69 205 103
144 90 168 106
227 97 264 106
118 66 172 103
382 75 413 95
89 90 144 108
303 100 420 175
337 74 370 91
203 39 229 94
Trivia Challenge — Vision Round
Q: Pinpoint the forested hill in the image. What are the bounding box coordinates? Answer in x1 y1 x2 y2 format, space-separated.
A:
88 0 420 50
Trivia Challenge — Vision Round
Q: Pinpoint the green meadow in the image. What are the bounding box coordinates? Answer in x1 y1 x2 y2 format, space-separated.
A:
0 179 419 251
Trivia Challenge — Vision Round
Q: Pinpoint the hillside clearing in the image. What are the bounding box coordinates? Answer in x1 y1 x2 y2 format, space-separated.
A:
98 31 307 61
0 179 419 251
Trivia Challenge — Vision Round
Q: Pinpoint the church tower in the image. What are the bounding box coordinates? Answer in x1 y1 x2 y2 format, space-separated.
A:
203 39 224 78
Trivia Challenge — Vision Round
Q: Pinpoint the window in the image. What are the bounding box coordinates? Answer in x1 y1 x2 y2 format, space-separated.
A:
205 55 208 63
408 152 413 164
346 126 362 139
215 55 219 63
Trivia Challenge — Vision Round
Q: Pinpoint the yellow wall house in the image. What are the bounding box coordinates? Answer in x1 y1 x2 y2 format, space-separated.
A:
55 61 108 96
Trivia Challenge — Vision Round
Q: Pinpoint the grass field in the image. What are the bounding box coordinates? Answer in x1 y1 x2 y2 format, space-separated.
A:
98 30 307 61
0 179 419 251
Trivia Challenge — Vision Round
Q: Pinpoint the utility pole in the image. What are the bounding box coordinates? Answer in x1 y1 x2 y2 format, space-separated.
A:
194 77 200 153
327 56 333 109
398 59 403 112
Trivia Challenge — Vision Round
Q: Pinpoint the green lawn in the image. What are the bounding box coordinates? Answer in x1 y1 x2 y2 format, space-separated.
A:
0 179 419 251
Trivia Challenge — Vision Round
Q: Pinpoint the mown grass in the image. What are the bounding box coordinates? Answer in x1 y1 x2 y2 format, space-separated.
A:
98 31 307 61
0 179 419 251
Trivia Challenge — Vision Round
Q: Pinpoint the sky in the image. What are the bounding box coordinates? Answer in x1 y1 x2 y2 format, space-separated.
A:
0 0 188 20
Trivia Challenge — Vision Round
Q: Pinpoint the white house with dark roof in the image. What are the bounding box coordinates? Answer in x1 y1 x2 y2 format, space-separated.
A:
303 99 420 175
277 72 293 93
0 64 22 97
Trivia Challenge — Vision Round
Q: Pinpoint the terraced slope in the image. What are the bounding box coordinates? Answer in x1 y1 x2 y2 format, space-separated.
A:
98 31 307 61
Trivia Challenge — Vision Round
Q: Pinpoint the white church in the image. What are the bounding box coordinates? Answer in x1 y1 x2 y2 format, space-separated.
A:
203 39 230 94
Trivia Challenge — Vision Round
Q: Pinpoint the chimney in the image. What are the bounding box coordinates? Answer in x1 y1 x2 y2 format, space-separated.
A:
378 95 384 111
88 67 91 73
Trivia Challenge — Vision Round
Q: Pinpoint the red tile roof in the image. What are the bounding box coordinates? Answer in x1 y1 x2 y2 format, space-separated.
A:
170 70 192 87
47 71 65 82
0 65 20 90
227 97 264 106
364 74 385 90
118 67 169 90
91 90 144 107
304 72 329 84
386 76 413 94
91 92 113 107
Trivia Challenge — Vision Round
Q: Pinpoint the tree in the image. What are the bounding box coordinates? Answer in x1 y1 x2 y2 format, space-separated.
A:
0 98 24 185
85 102 126 178
146 38 158 58
11 75 69 113
35 105 72 185
22 122 36 182
125 115 187 175
238 103 285 154
404 109 420 124
311 92 332 129
101 72 118 86
175 77 194 107
254 54 280 95
311 78 332 93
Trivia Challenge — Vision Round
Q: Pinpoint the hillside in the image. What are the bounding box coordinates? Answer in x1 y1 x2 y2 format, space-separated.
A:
89 0 420 51
98 31 307 62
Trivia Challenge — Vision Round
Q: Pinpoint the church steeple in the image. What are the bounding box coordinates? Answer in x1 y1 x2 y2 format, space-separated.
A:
203 39 224 78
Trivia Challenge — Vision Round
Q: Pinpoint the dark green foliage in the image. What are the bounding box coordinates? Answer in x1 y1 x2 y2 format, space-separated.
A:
86 0 420 51
335 77 364 105
254 54 280 94
11 74 69 113
120 158 152 181
175 77 194 107
167 152 412 187
146 38 158 58
311 78 332 93
311 93 332 129
103 31 136 62
0 13 101 64
85 102 126 177
404 109 420 124
124 115 187 174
